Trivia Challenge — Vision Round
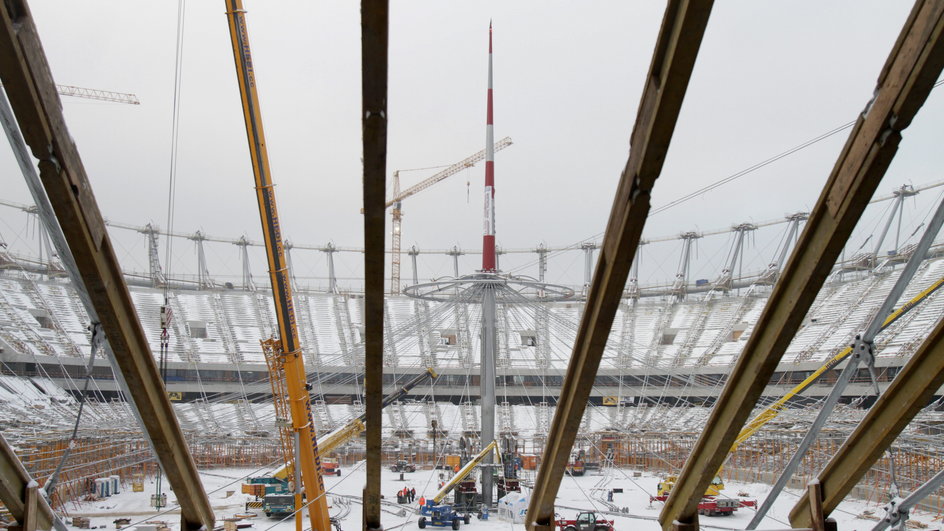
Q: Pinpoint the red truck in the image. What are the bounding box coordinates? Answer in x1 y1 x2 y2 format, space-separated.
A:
649 475 756 516
322 458 341 476
555 511 614 531
649 493 756 517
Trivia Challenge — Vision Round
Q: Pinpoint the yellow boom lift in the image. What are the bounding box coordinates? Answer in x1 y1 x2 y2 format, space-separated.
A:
728 274 944 454
418 441 500 528
224 2 330 530
654 275 944 503
429 440 499 506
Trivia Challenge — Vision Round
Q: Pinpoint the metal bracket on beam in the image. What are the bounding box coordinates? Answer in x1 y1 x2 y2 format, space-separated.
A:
878 496 907 531
874 468 944 531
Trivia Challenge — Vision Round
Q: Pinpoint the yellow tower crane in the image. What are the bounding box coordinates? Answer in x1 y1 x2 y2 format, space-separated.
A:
388 137 512 293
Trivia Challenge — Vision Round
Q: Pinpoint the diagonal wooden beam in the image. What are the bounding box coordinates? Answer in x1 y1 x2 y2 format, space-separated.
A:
361 1 388 530
0 434 60 531
524 2 714 530
790 315 944 527
0 2 214 530
660 1 944 528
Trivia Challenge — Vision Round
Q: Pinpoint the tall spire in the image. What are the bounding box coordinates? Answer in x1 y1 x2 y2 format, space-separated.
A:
482 21 497 272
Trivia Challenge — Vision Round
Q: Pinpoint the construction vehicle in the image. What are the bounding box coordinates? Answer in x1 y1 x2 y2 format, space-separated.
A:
224 3 329 529
650 475 755 516
263 493 298 519
555 511 614 531
243 368 436 514
655 475 724 498
419 440 499 528
322 458 341 477
496 436 521 499
728 274 944 455
641 274 944 517
417 504 469 530
566 449 586 476
390 459 417 473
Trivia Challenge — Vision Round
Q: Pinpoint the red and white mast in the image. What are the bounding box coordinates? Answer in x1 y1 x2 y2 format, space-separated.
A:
482 21 497 272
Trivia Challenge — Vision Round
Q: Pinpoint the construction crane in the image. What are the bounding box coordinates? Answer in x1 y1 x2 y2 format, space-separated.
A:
416 440 500 528
1 83 140 105
56 85 140 105
224 3 330 531
269 368 438 481
726 274 944 455
388 137 512 293
429 440 499 505
648 272 944 513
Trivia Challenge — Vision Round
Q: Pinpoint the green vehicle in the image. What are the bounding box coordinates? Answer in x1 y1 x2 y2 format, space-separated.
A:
264 493 297 518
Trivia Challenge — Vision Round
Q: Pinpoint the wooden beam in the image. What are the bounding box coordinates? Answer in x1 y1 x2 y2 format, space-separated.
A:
22 483 38 531
0 2 214 530
524 2 714 530
659 1 944 528
790 315 944 527
808 481 825 531
361 1 388 530
0 434 57 531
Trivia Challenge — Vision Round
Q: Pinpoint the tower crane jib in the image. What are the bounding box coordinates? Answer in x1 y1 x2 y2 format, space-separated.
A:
389 137 512 294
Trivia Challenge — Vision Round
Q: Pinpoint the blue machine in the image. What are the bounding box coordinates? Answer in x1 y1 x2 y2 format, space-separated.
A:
418 500 471 530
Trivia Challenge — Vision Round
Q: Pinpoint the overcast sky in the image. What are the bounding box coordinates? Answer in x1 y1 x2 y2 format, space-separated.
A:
1 1 942 289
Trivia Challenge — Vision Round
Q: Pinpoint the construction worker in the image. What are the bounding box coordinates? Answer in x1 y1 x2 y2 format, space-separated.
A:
419 496 426 507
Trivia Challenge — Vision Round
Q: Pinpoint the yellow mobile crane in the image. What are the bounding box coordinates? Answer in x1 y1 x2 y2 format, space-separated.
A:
268 368 438 482
224 2 330 531
728 274 944 454
651 275 944 509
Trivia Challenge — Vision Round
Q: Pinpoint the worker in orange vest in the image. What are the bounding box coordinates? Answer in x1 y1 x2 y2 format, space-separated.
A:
453 464 460 474
419 496 426 507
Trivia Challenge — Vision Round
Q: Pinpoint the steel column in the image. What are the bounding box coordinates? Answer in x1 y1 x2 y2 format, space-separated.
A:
662 1 944 528
524 2 714 530
480 285 497 505
361 1 389 529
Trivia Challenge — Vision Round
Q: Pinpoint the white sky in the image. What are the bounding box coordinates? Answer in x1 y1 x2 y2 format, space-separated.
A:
1 1 942 289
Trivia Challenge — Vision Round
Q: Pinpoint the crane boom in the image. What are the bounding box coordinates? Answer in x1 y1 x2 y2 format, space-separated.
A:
387 137 512 208
56 85 140 105
727 274 944 455
388 137 512 293
224 3 330 531
0 83 140 105
432 440 499 504
272 368 438 480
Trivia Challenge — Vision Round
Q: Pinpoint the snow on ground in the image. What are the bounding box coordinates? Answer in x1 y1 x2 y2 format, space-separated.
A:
61 465 939 531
